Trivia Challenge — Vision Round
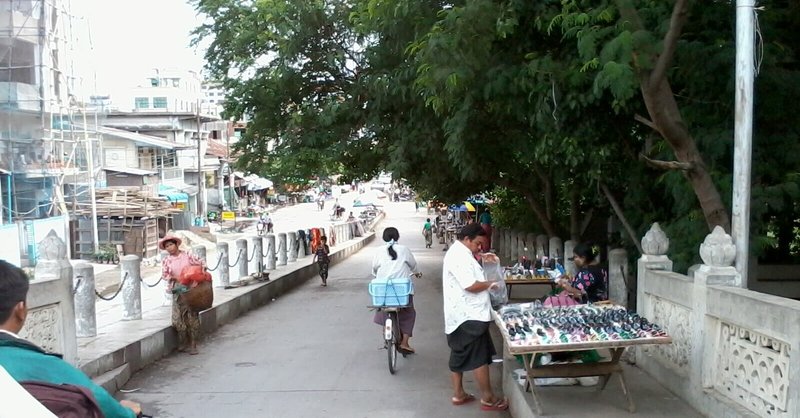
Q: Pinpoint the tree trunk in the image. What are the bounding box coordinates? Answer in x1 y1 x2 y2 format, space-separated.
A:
569 188 580 241
640 78 731 232
520 189 558 237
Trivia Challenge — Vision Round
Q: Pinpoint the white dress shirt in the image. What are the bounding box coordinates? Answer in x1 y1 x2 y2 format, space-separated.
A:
442 240 491 334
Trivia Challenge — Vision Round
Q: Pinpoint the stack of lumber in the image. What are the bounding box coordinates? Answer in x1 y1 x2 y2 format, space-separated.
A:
73 187 182 217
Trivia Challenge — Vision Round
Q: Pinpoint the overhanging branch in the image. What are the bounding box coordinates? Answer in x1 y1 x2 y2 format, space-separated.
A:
639 154 693 171
634 114 658 132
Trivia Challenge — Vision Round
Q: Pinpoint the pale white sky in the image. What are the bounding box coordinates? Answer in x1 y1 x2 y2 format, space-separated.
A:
71 0 207 99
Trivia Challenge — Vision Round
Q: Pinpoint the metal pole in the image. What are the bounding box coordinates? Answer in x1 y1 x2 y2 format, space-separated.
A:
732 0 756 287
82 108 100 253
196 99 205 217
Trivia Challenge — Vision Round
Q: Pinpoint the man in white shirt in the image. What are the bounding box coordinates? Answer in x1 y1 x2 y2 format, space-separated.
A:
441 224 508 411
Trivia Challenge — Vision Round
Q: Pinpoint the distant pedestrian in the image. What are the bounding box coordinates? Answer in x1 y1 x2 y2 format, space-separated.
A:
313 236 331 286
422 218 433 248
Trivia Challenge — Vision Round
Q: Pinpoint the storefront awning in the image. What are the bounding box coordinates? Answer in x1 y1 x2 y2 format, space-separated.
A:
245 175 273 191
158 184 188 203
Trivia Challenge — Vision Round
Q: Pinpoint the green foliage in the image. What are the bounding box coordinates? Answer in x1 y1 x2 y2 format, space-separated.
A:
194 0 800 268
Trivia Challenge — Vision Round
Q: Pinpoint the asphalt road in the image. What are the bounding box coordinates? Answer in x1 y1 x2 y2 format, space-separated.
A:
122 202 509 418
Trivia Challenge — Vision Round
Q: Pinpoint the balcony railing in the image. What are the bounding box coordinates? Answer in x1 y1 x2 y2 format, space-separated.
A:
160 166 184 186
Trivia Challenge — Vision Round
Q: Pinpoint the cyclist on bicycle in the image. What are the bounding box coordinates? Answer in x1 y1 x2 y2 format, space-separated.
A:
372 227 418 354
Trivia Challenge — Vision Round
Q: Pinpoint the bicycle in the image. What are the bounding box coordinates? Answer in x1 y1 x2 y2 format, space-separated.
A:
368 272 422 374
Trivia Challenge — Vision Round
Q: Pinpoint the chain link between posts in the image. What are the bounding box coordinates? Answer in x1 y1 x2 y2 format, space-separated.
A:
246 246 257 263
95 271 129 301
141 275 164 288
207 253 224 272
228 249 244 268
72 277 83 295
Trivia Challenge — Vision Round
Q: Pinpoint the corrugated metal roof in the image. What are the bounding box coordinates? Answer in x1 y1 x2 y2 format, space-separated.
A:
105 167 158 176
98 126 192 150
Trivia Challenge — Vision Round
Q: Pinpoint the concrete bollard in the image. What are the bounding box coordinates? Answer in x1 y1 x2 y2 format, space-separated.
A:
510 233 519 263
536 234 549 258
121 255 142 321
277 233 287 266
287 232 297 262
215 241 230 288
516 232 526 261
564 240 577 276
73 263 96 337
236 238 248 279
549 237 563 261
250 236 264 275
609 248 629 306
265 234 276 270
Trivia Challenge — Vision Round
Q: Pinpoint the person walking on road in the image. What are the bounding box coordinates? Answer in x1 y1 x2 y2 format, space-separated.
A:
422 218 433 248
442 223 508 411
160 235 205 355
313 236 331 286
372 227 418 354
0 260 142 418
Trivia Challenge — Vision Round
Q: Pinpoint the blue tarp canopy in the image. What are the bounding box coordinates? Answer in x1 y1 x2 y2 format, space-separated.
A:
449 204 468 212
158 184 189 203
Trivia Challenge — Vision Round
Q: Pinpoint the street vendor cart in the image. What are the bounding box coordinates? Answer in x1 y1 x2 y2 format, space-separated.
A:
492 303 672 415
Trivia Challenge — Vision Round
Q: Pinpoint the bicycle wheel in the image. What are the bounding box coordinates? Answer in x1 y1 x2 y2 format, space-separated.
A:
386 311 398 374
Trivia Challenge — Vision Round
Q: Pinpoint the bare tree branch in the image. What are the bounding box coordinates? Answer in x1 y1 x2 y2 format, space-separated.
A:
600 182 643 254
650 0 690 89
634 114 658 132
639 154 693 171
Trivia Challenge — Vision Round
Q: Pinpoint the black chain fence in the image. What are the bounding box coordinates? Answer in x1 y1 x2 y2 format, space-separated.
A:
95 271 129 301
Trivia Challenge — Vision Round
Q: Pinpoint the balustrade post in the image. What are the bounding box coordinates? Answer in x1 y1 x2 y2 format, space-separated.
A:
121 255 142 321
277 233 287 266
536 234 549 258
250 236 264 274
265 234 276 270
215 241 230 287
287 232 297 262
73 263 96 338
549 237 563 261
236 238 248 279
192 245 207 264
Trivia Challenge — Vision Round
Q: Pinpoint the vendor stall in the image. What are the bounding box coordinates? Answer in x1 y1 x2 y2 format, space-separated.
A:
492 303 672 414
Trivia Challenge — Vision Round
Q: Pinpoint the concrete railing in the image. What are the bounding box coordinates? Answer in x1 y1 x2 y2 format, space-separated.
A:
636 223 798 418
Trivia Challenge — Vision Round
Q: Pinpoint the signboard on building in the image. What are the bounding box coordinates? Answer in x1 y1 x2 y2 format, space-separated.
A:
221 211 236 221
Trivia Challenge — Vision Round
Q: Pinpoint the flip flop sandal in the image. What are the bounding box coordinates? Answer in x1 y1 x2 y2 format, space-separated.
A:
480 398 509 411
399 346 416 354
451 394 476 406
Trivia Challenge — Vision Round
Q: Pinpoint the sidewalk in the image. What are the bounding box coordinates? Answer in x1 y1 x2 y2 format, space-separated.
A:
112 203 700 418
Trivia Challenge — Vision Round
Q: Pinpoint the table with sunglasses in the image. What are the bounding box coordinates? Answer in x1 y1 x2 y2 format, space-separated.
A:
492 303 672 415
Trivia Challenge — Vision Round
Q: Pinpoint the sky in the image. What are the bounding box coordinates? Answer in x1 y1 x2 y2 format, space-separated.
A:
71 0 207 99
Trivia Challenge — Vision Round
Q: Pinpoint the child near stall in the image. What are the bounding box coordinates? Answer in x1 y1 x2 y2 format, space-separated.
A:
313 236 331 286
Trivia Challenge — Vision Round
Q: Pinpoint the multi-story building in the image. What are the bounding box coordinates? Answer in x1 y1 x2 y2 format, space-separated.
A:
99 69 222 222
201 81 225 118
0 0 99 265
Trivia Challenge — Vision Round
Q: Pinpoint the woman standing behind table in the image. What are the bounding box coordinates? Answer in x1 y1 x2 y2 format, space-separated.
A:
556 242 608 304
372 227 418 354
160 236 205 355
479 208 493 251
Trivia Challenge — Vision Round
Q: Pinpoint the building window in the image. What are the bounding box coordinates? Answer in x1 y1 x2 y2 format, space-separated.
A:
135 97 150 109
150 78 159 87
153 97 168 109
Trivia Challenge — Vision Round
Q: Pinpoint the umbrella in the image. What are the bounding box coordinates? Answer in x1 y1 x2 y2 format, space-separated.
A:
464 201 476 212
449 204 467 212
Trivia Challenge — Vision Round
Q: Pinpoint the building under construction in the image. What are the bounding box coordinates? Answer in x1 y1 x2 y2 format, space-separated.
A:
0 0 100 265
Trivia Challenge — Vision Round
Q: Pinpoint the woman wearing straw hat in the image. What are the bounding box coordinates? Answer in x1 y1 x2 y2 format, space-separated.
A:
160 235 205 355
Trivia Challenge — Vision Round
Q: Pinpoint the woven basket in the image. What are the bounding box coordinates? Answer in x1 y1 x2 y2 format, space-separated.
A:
182 281 213 312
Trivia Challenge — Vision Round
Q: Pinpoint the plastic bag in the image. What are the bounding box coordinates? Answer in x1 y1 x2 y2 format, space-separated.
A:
483 256 508 307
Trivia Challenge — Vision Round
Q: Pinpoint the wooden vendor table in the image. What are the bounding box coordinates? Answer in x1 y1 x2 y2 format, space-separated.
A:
504 278 555 298
491 309 672 415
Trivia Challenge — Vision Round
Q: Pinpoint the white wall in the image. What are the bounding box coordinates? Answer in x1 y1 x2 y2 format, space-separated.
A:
0 223 22 266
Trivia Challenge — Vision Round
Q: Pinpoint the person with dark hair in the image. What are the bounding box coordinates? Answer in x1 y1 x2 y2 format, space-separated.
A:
372 227 419 353
442 223 508 411
422 218 433 248
313 236 331 286
478 208 492 251
0 260 141 418
160 235 205 355
557 242 608 303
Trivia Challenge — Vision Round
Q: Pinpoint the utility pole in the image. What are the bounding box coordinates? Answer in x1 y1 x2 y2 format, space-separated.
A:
196 99 205 218
732 0 756 287
82 107 99 253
